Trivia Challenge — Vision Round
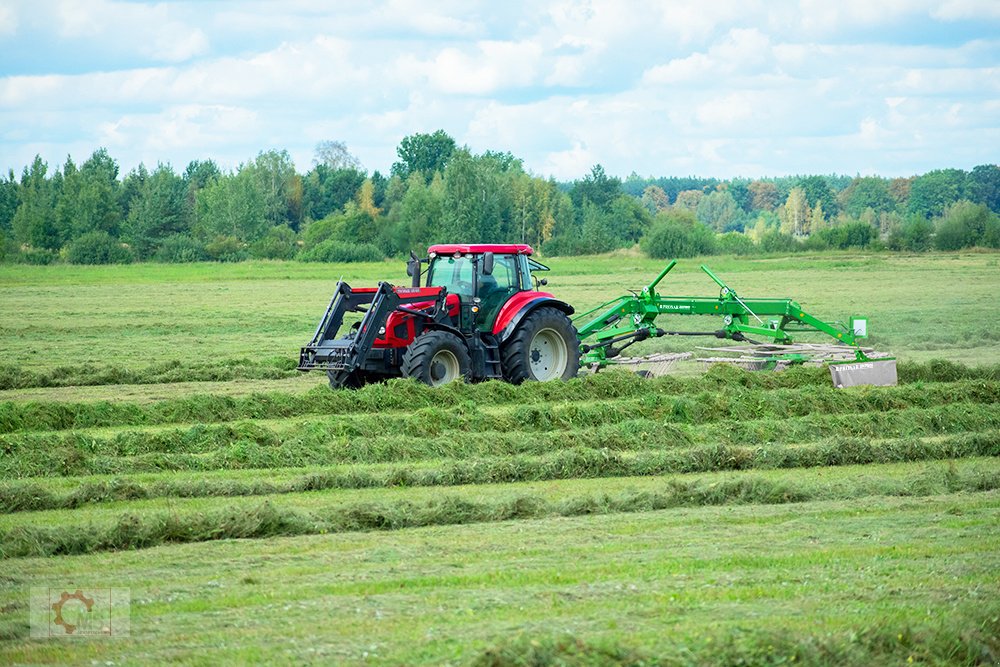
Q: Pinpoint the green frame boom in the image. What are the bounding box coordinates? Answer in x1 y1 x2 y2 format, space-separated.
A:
575 260 865 368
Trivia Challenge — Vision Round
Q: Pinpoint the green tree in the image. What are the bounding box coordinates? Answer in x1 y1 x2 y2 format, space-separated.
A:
570 164 621 212
53 156 79 245
120 163 148 221
608 194 653 243
796 175 838 217
0 169 18 234
909 169 967 218
696 189 738 232
11 156 60 250
247 149 298 227
123 164 188 258
182 160 220 233
391 172 444 253
966 164 1000 212
728 180 752 212
838 176 895 218
302 165 365 222
70 148 124 239
195 168 269 243
391 130 457 182
440 149 514 243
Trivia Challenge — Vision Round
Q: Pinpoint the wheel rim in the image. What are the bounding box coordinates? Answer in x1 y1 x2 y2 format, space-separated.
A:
528 327 568 381
429 349 460 386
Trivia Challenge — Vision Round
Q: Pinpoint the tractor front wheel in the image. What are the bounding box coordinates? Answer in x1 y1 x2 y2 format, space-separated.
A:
401 330 471 387
501 307 580 384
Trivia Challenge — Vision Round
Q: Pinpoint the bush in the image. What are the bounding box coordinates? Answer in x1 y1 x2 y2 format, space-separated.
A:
716 232 756 255
757 229 799 253
809 220 876 250
935 200 994 250
899 216 934 251
9 246 58 264
250 226 297 260
65 231 133 265
153 234 209 263
640 210 716 258
298 239 383 263
204 236 249 262
984 216 1000 249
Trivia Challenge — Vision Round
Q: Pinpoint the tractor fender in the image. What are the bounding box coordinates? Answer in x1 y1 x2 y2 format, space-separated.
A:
422 321 468 345
493 293 575 344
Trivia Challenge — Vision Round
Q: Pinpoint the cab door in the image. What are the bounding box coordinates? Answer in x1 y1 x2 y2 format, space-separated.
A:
476 254 521 330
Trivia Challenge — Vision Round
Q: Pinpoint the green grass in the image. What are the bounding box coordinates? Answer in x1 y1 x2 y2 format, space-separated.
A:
2 490 997 664
2 252 999 665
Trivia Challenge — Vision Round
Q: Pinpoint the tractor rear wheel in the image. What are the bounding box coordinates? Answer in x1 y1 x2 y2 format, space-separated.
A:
501 306 580 384
401 330 471 387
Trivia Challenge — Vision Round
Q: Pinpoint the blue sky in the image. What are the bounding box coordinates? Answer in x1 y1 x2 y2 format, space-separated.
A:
1 1 998 180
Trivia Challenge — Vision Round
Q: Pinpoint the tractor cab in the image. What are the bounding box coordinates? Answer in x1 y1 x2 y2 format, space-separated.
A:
410 244 549 332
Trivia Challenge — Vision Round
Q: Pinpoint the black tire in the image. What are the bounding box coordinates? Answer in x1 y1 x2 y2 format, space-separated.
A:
328 369 380 390
501 306 580 384
401 330 471 387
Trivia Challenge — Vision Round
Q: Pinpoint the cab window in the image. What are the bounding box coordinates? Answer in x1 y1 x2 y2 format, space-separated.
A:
427 256 475 297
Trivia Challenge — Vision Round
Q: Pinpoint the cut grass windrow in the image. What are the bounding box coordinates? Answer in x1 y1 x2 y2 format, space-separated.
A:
472 607 1000 667
3 400 1000 479
1 369 997 435
2 431 998 513
1 459 997 558
0 357 300 391
1 355 997 392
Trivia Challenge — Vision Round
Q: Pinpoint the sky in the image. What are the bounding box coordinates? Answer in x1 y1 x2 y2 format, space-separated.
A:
0 0 998 181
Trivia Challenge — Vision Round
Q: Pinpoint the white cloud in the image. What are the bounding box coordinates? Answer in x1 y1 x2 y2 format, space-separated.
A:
398 40 544 95
932 0 1000 20
0 5 19 37
643 28 773 85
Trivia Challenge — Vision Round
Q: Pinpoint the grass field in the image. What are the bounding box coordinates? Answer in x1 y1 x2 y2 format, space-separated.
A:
1 251 999 665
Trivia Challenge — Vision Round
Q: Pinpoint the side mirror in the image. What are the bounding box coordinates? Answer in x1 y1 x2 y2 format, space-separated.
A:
482 252 494 276
407 251 421 287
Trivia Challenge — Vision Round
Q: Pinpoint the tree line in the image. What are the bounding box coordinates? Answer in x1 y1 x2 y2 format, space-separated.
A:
0 130 997 265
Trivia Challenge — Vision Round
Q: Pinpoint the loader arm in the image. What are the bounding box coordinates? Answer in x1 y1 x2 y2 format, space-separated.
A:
298 281 448 383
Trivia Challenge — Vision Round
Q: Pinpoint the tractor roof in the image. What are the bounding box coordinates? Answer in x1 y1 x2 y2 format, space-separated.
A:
428 244 534 256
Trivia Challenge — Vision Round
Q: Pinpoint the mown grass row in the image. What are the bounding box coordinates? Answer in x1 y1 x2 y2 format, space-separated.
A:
472 607 1000 667
1 355 997 392
2 460 996 558
3 431 999 513
2 366 998 435
0 383 1000 478
0 357 300 391
4 401 999 479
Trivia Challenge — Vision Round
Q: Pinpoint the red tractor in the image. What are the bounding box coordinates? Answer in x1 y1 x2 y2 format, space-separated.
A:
298 244 580 388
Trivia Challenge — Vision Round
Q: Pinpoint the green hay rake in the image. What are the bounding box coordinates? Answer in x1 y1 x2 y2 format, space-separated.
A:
574 260 896 387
